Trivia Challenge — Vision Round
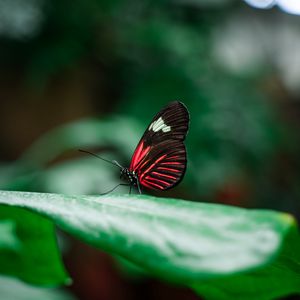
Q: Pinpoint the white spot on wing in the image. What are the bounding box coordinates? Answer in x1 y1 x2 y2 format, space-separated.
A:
149 117 171 133
162 126 171 132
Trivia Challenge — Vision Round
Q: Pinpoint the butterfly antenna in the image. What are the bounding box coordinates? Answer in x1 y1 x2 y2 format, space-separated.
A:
112 160 123 169
100 183 130 195
78 149 123 168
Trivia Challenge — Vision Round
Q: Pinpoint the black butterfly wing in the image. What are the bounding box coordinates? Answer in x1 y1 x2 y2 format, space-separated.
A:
129 101 189 191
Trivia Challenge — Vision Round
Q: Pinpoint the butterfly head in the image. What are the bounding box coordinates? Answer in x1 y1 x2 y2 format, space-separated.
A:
120 168 138 186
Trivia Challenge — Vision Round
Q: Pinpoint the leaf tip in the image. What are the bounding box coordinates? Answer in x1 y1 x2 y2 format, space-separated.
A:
281 213 297 226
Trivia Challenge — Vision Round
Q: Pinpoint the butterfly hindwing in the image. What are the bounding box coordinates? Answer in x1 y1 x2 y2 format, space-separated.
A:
129 101 189 191
138 140 187 190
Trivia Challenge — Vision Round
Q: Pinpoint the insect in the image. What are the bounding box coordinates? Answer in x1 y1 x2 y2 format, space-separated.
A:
80 101 189 194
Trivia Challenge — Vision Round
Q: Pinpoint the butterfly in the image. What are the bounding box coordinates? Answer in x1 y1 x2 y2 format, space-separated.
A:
80 101 189 194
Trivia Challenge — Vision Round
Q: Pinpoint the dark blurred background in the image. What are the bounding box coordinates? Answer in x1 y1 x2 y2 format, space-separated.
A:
0 0 300 299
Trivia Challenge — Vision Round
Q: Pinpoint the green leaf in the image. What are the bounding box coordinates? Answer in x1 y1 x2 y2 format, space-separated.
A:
0 190 299 300
0 205 70 286
0 276 75 300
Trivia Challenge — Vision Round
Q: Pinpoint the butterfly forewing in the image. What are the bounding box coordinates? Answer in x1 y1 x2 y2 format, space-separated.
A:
129 101 189 191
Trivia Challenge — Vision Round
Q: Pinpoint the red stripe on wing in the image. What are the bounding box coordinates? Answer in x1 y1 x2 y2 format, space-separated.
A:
130 141 151 170
145 176 170 186
139 180 165 190
157 167 181 173
141 154 167 175
151 172 177 180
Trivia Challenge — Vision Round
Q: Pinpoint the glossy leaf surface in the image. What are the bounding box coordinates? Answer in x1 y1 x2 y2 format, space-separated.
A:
0 190 299 299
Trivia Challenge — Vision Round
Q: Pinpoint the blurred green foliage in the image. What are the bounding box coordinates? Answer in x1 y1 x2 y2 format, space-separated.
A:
1 0 298 210
0 0 298 205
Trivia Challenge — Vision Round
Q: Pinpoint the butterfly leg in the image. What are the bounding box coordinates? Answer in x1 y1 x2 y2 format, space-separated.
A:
100 183 130 195
137 181 142 194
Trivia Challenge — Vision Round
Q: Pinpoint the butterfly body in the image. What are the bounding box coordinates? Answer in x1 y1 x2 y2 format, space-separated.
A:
120 168 138 186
